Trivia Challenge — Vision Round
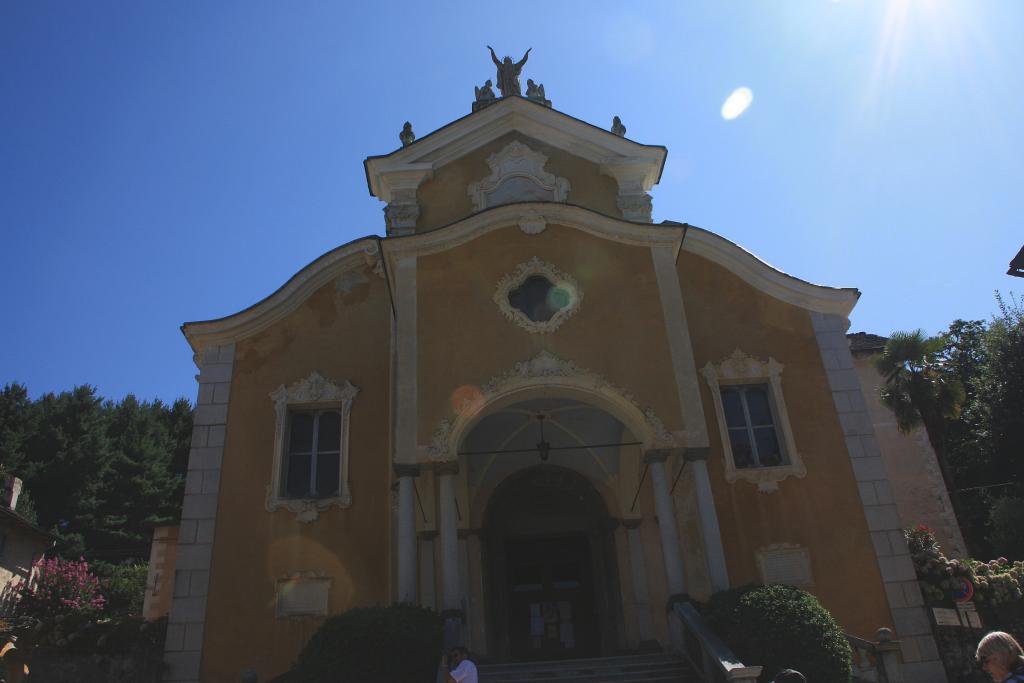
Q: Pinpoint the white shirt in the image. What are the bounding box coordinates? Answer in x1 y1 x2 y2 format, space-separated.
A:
449 659 478 683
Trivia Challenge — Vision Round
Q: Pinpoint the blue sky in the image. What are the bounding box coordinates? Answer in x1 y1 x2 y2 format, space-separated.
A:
2 1 1021 403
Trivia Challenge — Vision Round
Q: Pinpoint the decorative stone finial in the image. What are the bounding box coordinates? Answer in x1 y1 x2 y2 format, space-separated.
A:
399 121 415 147
487 45 531 97
611 116 626 137
526 79 551 108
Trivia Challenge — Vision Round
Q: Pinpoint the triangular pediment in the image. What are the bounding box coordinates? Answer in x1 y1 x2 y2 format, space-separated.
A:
364 97 667 233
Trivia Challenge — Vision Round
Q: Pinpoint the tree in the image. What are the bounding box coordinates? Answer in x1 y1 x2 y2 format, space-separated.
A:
0 382 193 563
878 295 1024 558
941 320 995 553
874 329 968 540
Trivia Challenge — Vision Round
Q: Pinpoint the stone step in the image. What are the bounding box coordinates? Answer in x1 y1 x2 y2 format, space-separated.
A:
480 652 675 673
478 653 692 683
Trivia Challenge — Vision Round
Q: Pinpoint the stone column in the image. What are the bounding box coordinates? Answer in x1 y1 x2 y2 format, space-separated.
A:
392 251 420 604
436 462 460 612
395 464 420 603
436 462 462 647
623 519 656 645
649 244 731 595
600 161 656 222
379 168 432 236
646 451 687 597
418 530 437 610
685 448 729 592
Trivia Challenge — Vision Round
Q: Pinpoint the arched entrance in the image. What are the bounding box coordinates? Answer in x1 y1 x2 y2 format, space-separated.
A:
482 465 623 662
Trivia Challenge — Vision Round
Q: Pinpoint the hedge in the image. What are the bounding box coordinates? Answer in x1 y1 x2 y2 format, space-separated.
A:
272 603 442 683
704 584 852 683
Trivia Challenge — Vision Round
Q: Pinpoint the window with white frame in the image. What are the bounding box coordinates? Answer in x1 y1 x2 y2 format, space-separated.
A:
702 350 805 492
720 384 785 469
267 372 359 522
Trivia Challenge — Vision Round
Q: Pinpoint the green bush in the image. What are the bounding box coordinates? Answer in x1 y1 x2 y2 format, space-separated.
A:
704 584 852 683
94 562 149 617
281 603 442 683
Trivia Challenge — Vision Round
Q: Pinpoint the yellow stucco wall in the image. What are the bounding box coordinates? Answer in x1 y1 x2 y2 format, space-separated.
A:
415 133 623 232
680 250 892 639
196 209 896 674
200 266 392 682
416 222 682 445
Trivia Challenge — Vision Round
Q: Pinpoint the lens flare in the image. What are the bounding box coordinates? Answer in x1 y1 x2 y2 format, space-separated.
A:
450 384 484 414
721 87 754 120
548 283 575 311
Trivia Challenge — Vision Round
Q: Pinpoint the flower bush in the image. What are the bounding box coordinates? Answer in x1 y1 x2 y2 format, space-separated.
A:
12 556 106 620
906 525 1024 606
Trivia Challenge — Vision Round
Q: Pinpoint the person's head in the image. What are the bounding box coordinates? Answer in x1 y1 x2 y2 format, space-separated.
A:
503 56 512 66
485 80 492 86
772 670 806 682
977 631 1024 681
449 646 470 665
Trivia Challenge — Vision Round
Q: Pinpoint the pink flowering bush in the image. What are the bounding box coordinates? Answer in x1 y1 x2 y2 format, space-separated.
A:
12 556 106 620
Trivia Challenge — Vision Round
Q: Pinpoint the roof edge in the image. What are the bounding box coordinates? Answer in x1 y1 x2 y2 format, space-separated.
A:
181 235 382 355
680 223 860 317
364 96 667 201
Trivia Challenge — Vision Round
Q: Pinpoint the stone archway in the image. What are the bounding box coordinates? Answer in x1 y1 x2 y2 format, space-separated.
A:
428 350 683 463
482 465 623 662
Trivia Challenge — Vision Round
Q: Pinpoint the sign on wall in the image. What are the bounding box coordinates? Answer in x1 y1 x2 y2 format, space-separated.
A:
756 543 813 586
276 574 331 617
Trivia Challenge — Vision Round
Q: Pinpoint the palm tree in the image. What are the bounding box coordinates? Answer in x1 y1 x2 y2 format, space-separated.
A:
874 329 967 533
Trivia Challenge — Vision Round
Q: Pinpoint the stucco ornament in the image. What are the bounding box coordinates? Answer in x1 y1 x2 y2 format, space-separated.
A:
493 257 583 334
468 141 570 212
429 350 678 461
362 241 386 279
701 349 805 493
517 211 546 235
266 372 360 522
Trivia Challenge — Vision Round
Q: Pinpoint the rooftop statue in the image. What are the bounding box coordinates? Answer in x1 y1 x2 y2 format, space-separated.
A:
611 116 626 137
487 46 531 97
475 79 496 103
526 79 551 108
473 79 497 112
399 121 415 147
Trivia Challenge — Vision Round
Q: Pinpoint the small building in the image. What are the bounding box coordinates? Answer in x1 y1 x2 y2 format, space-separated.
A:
0 477 52 595
164 73 947 682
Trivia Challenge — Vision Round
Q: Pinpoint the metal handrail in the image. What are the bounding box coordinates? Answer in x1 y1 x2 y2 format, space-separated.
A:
671 602 762 682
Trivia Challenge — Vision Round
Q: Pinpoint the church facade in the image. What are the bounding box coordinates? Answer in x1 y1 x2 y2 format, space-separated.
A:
163 90 944 682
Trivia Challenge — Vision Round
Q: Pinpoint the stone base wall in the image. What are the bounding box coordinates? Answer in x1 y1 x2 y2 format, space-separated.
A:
29 650 162 683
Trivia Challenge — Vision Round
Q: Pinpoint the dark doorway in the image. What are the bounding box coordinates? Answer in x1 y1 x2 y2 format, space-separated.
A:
483 466 622 662
506 534 600 660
